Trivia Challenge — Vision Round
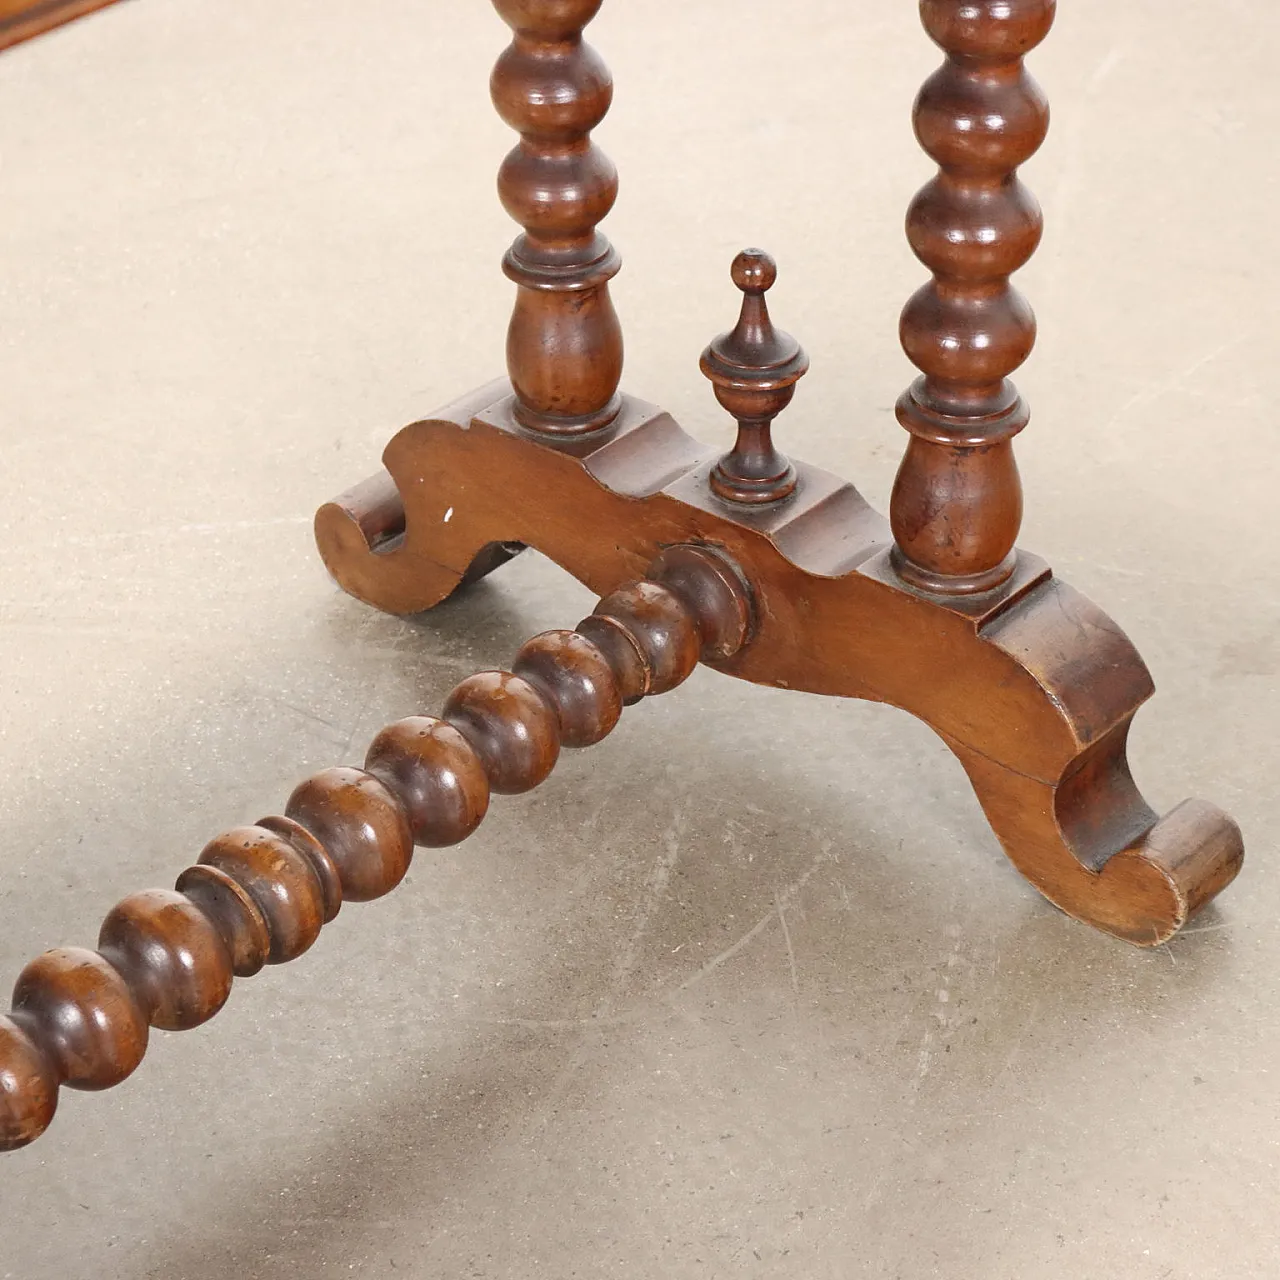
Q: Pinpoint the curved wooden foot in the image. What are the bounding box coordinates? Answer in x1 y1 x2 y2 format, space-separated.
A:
316 389 1243 944
315 381 526 612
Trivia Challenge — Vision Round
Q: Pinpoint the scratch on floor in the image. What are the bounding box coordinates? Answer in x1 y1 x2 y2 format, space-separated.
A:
775 889 800 997
678 842 835 998
1100 335 1246 433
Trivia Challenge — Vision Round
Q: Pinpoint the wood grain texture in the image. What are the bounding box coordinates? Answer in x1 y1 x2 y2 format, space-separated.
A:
0 0 1244 1167
491 0 624 435
701 250 807 506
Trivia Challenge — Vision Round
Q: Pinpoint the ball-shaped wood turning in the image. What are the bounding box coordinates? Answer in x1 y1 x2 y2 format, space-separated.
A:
365 718 491 847
492 0 623 435
890 0 1055 594
0 545 752 1150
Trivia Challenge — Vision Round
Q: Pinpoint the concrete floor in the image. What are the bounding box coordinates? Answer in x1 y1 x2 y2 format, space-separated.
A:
1 1 1277 1276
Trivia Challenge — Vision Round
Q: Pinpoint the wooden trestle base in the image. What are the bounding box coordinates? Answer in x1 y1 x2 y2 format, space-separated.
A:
376 0 1240 946
0 0 1245 1154
316 381 1243 950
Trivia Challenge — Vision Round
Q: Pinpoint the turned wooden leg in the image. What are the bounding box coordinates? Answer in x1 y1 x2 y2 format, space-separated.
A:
890 0 1052 595
491 0 624 436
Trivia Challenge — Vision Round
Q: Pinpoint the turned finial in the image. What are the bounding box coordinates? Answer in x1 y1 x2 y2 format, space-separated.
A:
890 0 1055 594
701 250 808 506
491 0 624 437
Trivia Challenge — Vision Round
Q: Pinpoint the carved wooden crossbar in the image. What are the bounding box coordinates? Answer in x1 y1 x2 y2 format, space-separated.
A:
0 0 1243 1152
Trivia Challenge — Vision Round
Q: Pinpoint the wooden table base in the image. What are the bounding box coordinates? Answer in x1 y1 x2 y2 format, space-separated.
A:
317 382 1242 947
0 0 1246 1153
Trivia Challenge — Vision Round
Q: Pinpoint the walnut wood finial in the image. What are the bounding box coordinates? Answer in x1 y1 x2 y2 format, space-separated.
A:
0 547 749 1151
491 0 624 436
701 250 809 506
889 0 1055 594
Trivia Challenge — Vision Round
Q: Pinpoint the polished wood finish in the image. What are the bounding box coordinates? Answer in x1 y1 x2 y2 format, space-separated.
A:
0 0 1246 1157
0 0 122 51
491 0 624 436
318 387 1243 952
890 0 1054 594
0 548 748 1150
309 3 1241 958
365 718 491 846
702 250 808 506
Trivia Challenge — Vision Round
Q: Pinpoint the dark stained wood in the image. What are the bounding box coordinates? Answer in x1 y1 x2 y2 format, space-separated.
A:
491 0 624 436
0 0 123 52
591 582 702 696
285 769 414 903
702 250 807 506
443 672 562 795
0 1017 57 1149
316 386 1243 949
890 0 1054 594
174 865 272 978
0 547 749 1150
196 827 329 963
98 891 233 1032
11 949 148 1090
308 0 1235 954
365 718 491 846
0 0 1245 1158
513 631 623 747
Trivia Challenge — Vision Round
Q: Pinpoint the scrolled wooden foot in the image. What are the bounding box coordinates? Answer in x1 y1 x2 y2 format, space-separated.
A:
0 546 750 1151
313 381 526 614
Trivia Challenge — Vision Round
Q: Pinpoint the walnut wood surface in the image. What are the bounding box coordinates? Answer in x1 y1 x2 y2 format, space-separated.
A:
0 0 1245 1163
0 0 122 52
0 548 748 1151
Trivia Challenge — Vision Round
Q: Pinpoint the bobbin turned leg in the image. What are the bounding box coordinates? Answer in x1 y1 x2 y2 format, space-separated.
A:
316 0 628 605
0 548 751 1151
890 0 1051 595
492 0 624 436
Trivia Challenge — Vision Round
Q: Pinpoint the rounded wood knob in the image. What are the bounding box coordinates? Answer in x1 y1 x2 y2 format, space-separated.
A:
174 864 272 978
11 949 148 1091
365 718 491 847
513 630 623 748
286 768 414 903
590 581 702 696
0 1016 59 1150
197 826 329 963
444 672 561 795
98 890 233 1032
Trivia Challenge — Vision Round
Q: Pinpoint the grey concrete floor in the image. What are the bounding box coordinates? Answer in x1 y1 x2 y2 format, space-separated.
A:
1 1 1277 1276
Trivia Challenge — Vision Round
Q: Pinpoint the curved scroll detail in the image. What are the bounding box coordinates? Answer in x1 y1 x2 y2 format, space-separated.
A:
316 392 1242 945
